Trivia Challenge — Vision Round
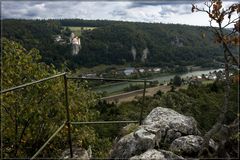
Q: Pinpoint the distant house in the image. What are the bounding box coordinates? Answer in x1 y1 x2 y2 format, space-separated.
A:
124 68 135 76
207 75 217 80
197 75 202 79
153 68 161 72
138 68 145 73
54 35 66 44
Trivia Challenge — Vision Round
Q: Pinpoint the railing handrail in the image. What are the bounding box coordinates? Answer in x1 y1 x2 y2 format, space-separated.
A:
71 120 139 125
1 74 152 94
0 72 66 94
67 76 153 83
1 72 149 159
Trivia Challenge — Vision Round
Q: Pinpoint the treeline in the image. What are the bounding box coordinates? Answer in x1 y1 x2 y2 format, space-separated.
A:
2 19 229 69
60 19 115 27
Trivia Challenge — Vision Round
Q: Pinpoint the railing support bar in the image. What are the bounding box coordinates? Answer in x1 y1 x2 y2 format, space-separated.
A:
71 121 139 125
139 80 146 125
67 76 153 83
64 74 73 158
30 122 66 160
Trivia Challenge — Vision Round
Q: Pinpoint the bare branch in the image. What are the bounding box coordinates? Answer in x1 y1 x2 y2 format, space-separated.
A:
225 30 237 37
222 16 240 29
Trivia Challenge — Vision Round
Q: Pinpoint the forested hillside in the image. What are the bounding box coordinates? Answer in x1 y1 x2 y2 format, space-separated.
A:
2 19 229 69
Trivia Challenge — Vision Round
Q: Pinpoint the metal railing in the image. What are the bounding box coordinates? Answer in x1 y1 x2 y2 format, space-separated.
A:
1 72 152 159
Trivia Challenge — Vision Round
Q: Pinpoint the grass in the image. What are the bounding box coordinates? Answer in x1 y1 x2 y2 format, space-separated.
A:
202 80 214 84
74 64 128 74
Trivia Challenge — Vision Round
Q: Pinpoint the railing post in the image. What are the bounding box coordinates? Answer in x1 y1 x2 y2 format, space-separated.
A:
139 80 146 125
64 74 73 158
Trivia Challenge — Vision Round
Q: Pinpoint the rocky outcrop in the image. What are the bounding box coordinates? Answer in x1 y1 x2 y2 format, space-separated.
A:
110 129 155 159
130 149 184 160
110 107 201 159
170 135 218 157
61 147 91 159
171 36 184 47
143 107 200 144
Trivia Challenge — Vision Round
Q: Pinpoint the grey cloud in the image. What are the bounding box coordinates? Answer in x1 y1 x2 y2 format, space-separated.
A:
128 0 202 9
1 0 238 27
24 11 38 18
110 10 127 16
158 5 191 17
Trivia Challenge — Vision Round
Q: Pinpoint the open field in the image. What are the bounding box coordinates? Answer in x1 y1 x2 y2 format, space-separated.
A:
101 85 169 103
202 80 214 84
75 64 127 74
101 85 189 103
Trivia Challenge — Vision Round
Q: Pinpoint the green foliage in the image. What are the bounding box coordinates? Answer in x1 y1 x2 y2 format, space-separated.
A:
154 90 163 98
175 66 188 73
2 19 71 68
91 138 112 158
173 75 182 86
1 38 99 158
2 19 232 69
152 82 238 132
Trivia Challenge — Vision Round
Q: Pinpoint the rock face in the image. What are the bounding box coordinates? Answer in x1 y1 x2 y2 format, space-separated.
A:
170 135 218 156
110 107 201 159
110 129 155 159
143 107 200 143
130 149 184 160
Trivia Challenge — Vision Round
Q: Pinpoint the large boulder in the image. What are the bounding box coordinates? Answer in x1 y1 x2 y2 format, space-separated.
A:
110 107 201 159
130 149 184 160
142 107 200 143
170 135 218 157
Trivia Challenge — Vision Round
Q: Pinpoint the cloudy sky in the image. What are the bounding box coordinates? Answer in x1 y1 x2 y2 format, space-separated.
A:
1 0 238 27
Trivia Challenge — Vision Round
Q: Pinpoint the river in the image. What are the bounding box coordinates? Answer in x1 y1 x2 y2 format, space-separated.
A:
94 68 224 94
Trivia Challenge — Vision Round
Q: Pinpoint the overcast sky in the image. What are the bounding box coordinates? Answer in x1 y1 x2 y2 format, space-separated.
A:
1 0 238 27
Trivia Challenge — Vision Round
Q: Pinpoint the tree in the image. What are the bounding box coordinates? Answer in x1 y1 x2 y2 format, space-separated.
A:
1 38 99 158
173 75 182 86
192 0 239 158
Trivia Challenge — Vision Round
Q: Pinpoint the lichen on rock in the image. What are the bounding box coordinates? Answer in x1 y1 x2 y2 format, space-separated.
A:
110 107 202 159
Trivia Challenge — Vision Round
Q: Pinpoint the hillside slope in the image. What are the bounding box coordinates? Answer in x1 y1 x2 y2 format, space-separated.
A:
2 19 228 69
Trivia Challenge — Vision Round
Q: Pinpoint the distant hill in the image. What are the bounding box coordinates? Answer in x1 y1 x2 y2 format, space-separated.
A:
2 19 231 69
